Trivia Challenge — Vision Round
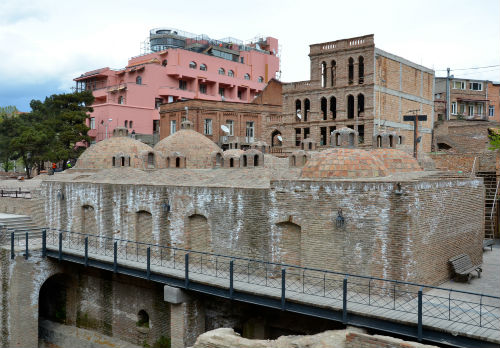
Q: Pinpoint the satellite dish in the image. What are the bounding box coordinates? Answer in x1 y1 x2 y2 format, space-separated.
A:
277 135 283 142
297 112 302 120
221 125 230 133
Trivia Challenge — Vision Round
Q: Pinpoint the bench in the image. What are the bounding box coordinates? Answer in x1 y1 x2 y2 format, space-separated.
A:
449 254 482 283
483 239 495 251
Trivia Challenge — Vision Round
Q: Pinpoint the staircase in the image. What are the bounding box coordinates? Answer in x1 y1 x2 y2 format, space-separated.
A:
0 214 43 242
476 171 498 239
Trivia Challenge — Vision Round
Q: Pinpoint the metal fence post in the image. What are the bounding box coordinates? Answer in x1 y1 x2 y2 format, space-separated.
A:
25 232 29 260
185 253 189 289
281 268 286 310
229 260 234 299
147 247 151 280
10 232 14 260
113 241 118 273
42 229 46 258
342 276 348 324
480 295 483 327
84 237 88 267
418 287 423 341
58 232 62 262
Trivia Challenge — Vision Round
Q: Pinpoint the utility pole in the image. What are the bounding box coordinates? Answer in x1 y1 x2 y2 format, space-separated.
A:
404 111 427 159
446 67 451 121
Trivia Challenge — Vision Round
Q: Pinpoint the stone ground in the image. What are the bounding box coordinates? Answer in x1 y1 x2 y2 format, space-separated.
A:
428 240 500 297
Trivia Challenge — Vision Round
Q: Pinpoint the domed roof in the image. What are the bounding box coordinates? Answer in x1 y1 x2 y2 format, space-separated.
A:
301 148 388 179
154 127 221 169
76 131 153 169
370 149 422 173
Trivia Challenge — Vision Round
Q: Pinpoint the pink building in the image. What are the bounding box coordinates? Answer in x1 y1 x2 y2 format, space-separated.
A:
74 28 280 145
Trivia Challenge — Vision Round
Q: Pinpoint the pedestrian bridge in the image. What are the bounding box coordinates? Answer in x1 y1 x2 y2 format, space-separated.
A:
10 228 500 348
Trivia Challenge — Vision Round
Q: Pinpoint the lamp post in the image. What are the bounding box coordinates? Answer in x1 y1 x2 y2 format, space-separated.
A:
105 118 113 139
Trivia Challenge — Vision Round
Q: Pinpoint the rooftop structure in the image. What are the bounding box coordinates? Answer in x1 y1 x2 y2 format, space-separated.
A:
74 28 280 146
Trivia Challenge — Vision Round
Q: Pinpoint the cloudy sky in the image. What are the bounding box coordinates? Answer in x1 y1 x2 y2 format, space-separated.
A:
1 0 499 111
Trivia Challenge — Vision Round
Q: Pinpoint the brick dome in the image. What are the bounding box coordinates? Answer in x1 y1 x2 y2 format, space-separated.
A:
301 148 388 179
370 149 422 174
154 128 222 169
76 131 154 169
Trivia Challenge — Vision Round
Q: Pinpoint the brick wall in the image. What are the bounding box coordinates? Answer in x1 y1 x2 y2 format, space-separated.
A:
39 176 484 286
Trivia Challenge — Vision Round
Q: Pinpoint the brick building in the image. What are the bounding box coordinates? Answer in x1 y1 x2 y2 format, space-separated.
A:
159 80 282 150
434 77 496 121
267 34 434 157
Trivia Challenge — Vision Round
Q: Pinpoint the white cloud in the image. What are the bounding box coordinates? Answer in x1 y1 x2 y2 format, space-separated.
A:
1 0 499 109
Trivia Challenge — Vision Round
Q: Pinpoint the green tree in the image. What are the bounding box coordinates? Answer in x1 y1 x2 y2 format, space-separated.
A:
0 105 19 118
489 128 500 150
0 91 94 177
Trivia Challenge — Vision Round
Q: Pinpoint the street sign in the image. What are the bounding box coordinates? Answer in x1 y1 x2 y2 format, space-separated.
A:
403 115 427 122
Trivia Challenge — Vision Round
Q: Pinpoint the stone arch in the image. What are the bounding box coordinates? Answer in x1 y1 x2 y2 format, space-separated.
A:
39 273 74 324
147 152 155 169
347 95 354 119
81 205 97 235
186 214 210 252
135 210 153 244
275 222 301 266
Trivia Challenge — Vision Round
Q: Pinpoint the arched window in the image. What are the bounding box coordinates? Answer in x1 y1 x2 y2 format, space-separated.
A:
295 99 302 121
321 97 327 120
136 76 142 85
147 153 154 168
124 120 128 128
377 135 382 148
167 157 170 168
175 157 180 168
230 158 234 167
189 61 197 69
128 157 131 166
357 94 365 117
137 310 149 328
304 99 310 122
330 96 336 119
336 133 340 146
347 95 354 119
348 57 354 84
228 70 234 77
244 73 250 80
389 135 394 148
291 156 296 167
218 68 225 75
321 61 327 87
242 155 247 167
162 59 168 66
118 96 124 104
129 121 133 128
254 155 259 166
398 136 403 144
200 64 207 71
112 157 116 166
121 157 125 166
258 76 264 83
358 56 364 84
330 60 336 86
215 153 222 167
348 133 354 146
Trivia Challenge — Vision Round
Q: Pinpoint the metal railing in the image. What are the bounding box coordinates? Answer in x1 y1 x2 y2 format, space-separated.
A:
0 188 31 199
13 228 500 337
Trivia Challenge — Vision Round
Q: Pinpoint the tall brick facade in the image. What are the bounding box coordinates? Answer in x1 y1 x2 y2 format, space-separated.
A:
269 34 434 157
